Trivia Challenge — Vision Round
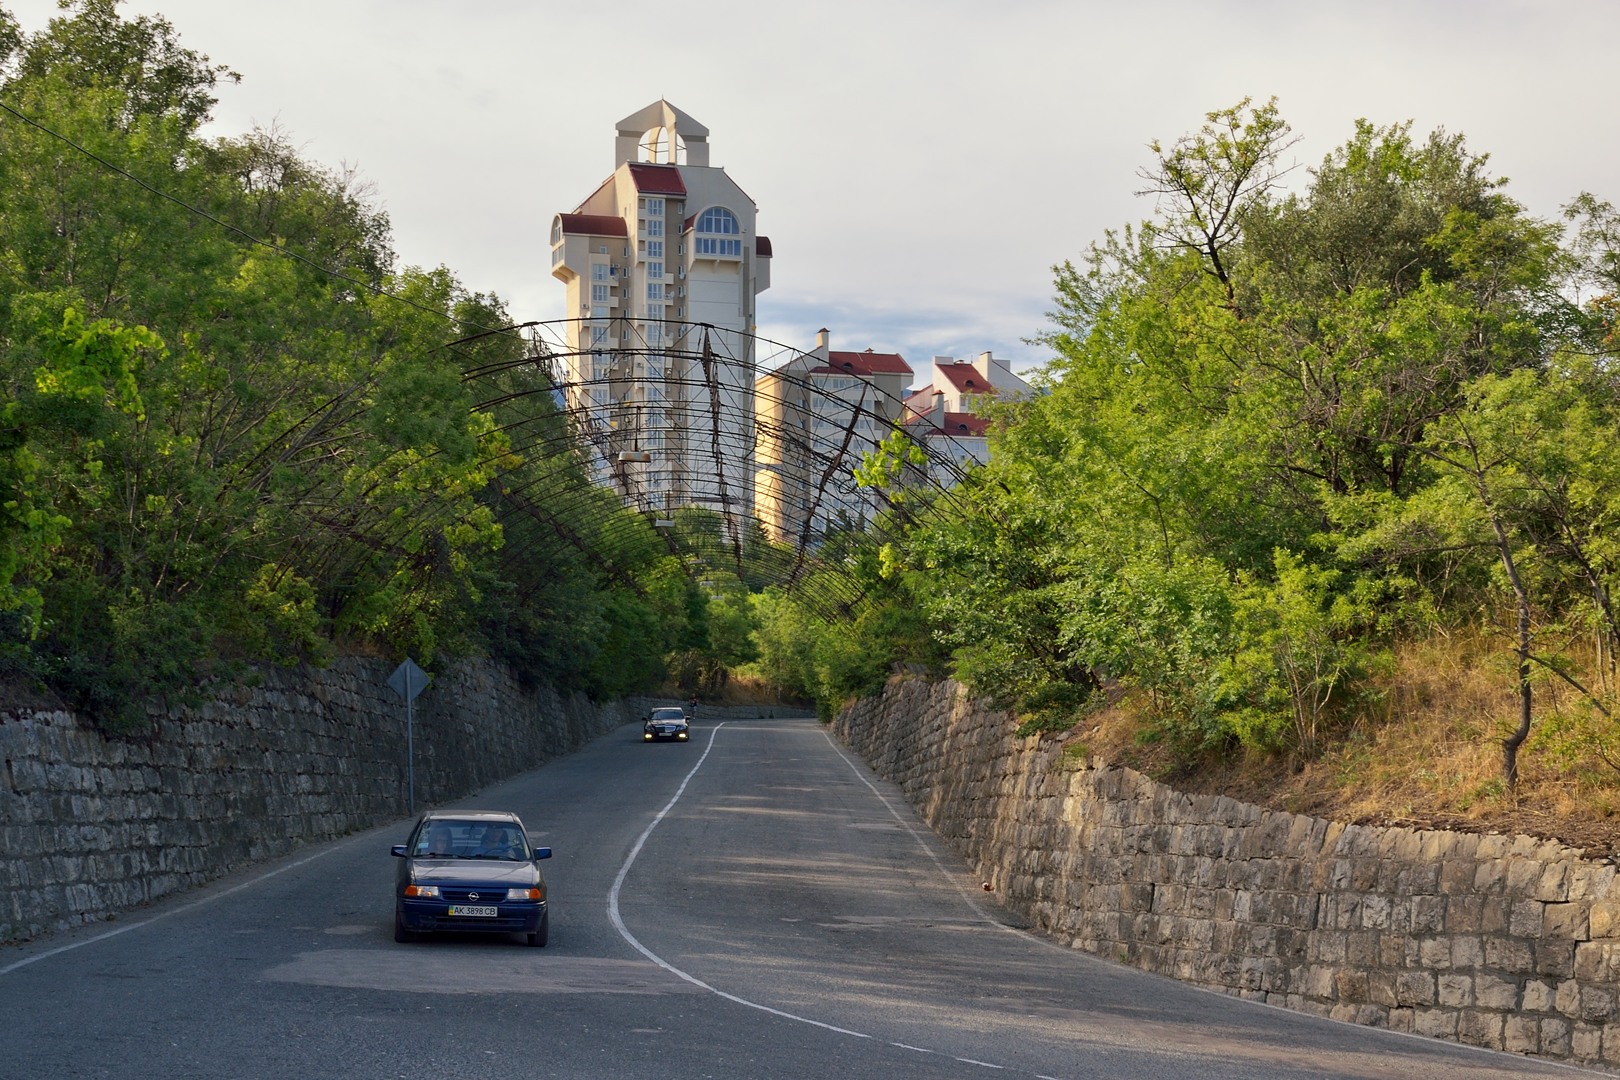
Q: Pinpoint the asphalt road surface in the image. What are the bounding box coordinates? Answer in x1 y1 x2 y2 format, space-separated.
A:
0 716 1587 1079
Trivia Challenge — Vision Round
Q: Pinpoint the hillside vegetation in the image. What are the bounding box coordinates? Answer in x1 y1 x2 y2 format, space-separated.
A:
0 2 745 724
751 101 1620 849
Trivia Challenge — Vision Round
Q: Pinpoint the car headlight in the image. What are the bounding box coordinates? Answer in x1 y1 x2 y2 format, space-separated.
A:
403 885 440 898
506 887 543 901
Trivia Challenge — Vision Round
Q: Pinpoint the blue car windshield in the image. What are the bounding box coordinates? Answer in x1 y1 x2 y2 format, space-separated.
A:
413 821 528 860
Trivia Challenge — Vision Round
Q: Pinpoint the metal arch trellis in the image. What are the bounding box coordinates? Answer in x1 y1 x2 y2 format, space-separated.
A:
308 316 998 622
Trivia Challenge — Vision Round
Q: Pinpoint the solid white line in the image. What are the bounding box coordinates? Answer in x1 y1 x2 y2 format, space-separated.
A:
955 1059 1006 1069
0 834 363 977
819 728 1017 931
606 721 871 1040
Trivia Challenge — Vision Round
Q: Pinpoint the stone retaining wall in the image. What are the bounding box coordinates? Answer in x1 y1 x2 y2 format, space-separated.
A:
0 657 645 944
832 678 1620 1069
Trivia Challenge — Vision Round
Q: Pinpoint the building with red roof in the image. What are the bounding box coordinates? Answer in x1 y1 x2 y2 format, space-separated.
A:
900 350 1033 476
550 101 771 521
755 330 913 544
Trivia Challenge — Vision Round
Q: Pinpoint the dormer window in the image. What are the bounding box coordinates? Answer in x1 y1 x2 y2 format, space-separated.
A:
694 207 742 257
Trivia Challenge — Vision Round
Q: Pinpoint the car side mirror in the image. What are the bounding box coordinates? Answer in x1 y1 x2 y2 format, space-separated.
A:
390 845 408 857
534 847 552 860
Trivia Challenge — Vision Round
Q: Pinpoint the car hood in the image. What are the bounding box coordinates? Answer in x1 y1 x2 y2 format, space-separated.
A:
408 860 540 887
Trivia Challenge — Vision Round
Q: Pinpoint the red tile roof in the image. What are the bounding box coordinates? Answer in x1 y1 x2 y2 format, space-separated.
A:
557 213 628 237
936 362 994 396
628 162 687 196
756 235 773 258
829 349 911 376
907 411 989 437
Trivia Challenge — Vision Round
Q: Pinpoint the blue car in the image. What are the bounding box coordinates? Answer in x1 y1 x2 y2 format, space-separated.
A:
392 810 552 946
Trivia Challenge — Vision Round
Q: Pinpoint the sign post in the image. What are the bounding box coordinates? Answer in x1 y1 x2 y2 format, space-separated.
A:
387 658 430 814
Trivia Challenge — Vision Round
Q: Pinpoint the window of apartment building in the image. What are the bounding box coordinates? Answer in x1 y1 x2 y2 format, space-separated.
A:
642 197 664 217
591 324 609 345
642 217 664 238
695 207 742 256
592 283 610 303
648 261 663 280
591 262 612 282
647 323 663 346
592 305 609 320
647 282 665 302
647 240 664 259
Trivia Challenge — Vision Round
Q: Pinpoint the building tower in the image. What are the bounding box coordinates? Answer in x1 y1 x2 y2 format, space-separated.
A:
550 101 771 525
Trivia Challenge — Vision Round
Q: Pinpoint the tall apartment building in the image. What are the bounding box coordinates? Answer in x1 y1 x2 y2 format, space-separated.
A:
755 330 912 544
550 100 771 521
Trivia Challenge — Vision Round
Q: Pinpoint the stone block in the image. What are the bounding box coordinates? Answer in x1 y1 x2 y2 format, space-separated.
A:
1482 935 1535 974
1521 979 1556 1012
1569 864 1617 903
1502 1013 1540 1055
1446 895 1484 933
1557 978 1583 1017
1457 1008 1505 1049
1365 970 1398 1009
1581 986 1616 1023
1474 859 1508 893
1540 1016 1572 1057
1474 972 1520 1010
1450 934 1484 970
1345 931 1380 967
1535 939 1576 979
1573 941 1609 981
1395 970 1436 1007
1413 1007 1458 1039
1417 935 1451 969
1535 862 1571 902
1572 1022 1604 1061
1438 973 1473 1007
1544 902 1589 942
1511 899 1547 938
1589 900 1620 939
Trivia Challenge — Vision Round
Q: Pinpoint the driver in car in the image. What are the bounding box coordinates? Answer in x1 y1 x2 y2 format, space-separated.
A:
475 825 521 859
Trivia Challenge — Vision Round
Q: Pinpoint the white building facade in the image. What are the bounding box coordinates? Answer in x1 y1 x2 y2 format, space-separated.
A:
550 101 770 522
755 330 912 544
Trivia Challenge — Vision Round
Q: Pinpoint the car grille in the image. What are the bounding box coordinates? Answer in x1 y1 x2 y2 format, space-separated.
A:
442 887 509 904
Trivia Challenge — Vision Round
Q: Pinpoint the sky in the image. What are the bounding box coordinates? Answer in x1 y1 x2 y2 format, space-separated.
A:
6 1 1619 377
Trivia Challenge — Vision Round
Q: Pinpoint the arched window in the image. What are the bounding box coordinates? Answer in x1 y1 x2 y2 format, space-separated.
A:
695 207 742 256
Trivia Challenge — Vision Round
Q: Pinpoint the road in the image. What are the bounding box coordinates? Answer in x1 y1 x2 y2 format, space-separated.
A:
0 715 1581 1079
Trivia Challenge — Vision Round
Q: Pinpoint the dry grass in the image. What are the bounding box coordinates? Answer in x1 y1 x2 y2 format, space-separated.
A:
1065 628 1620 856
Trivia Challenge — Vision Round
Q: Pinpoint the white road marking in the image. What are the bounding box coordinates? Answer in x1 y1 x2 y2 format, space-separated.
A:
605 719 1066 1077
606 721 871 1040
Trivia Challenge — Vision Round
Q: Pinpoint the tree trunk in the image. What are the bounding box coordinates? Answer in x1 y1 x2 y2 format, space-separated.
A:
1495 526 1534 789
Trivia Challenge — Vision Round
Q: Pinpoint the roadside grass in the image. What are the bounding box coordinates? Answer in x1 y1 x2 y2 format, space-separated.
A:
1068 627 1620 855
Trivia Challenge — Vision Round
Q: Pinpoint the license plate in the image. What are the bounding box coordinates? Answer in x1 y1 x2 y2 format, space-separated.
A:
448 905 498 917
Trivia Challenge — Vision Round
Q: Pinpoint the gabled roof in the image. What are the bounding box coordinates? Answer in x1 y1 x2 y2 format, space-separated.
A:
936 362 995 396
617 100 709 140
557 213 628 237
628 162 687 196
907 411 989 437
828 349 911 377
